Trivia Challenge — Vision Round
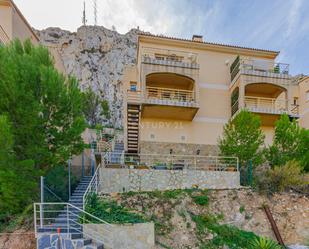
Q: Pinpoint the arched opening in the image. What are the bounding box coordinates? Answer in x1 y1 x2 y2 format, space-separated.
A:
146 72 195 90
145 72 196 103
244 83 288 114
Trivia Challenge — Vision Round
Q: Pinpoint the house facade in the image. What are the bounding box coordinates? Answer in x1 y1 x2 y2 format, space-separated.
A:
123 33 309 155
0 0 39 44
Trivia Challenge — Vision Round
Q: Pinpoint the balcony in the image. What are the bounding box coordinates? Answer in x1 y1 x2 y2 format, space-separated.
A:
230 56 291 87
127 87 199 120
142 55 199 69
231 96 299 125
145 87 198 108
244 96 289 115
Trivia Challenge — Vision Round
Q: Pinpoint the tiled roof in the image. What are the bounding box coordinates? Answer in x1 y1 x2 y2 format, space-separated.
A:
138 32 279 55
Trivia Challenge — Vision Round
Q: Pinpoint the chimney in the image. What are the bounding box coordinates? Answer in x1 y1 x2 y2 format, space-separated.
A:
192 35 203 42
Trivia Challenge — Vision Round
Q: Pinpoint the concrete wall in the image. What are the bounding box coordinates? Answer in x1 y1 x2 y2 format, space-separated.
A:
84 223 155 249
99 168 240 193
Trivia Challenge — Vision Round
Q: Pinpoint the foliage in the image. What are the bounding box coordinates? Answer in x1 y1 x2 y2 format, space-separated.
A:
45 165 78 202
255 161 307 193
0 40 86 224
0 40 85 169
266 115 309 171
85 194 147 224
82 88 111 127
101 100 110 119
192 214 260 249
250 237 283 249
218 110 265 167
0 115 39 219
191 190 209 206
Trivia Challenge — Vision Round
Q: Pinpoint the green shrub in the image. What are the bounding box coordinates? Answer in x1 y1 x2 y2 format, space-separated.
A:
192 214 258 248
255 161 307 193
84 194 147 224
192 195 209 206
249 237 282 249
45 165 78 202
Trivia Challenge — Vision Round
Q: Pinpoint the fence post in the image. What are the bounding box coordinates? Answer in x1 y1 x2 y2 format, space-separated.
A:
66 204 69 238
91 149 95 176
249 160 253 186
68 159 71 199
82 151 85 177
40 176 44 228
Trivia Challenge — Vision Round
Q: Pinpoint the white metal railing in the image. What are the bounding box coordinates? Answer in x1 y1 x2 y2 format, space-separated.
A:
127 88 198 108
230 57 290 83
83 163 102 208
103 153 239 172
34 202 113 248
142 56 199 69
244 96 288 114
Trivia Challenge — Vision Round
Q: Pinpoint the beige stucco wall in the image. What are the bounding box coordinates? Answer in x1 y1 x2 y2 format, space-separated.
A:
0 1 38 44
298 78 309 128
0 3 13 42
124 36 308 152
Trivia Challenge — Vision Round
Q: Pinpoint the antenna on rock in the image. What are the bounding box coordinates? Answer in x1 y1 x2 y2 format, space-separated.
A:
93 0 98 26
82 1 87 26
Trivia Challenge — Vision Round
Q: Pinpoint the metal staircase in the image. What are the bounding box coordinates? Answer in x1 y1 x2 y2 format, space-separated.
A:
34 174 113 249
127 104 140 153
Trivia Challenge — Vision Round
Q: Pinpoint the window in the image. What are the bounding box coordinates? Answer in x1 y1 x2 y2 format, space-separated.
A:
293 97 298 105
306 91 309 102
150 134 155 139
130 82 137 92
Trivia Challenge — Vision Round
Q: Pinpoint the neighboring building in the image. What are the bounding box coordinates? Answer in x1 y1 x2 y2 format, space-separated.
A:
0 0 39 44
123 33 308 155
0 0 66 73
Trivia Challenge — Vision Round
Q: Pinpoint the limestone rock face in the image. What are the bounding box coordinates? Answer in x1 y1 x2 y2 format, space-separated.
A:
37 26 138 128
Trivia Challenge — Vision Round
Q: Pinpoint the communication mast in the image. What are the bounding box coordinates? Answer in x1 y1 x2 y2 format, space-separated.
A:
93 0 98 26
82 1 87 26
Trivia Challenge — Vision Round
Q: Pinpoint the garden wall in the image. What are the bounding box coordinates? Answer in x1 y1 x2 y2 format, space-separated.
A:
99 168 240 193
83 222 155 249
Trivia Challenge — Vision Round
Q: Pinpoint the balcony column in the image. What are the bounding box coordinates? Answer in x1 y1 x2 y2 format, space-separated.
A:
239 83 245 109
286 88 292 113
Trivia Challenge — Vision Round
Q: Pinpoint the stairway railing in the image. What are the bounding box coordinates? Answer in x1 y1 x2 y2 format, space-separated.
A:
34 202 114 248
83 163 102 208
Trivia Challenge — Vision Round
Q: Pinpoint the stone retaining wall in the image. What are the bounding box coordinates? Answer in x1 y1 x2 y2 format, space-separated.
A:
84 222 155 249
99 168 240 193
139 141 219 156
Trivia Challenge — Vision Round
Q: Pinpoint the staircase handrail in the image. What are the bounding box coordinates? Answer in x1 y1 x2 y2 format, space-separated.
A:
34 202 114 248
83 163 102 208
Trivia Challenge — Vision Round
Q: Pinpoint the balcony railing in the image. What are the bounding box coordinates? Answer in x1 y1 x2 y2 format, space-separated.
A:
230 57 290 82
127 87 198 108
142 55 199 69
145 87 198 107
0 25 10 44
104 153 239 172
244 96 288 115
127 90 142 104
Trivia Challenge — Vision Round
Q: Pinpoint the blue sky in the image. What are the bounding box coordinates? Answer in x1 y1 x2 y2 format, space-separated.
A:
15 0 309 75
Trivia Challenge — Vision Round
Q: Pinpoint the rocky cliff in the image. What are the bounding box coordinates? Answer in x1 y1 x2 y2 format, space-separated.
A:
37 26 139 128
